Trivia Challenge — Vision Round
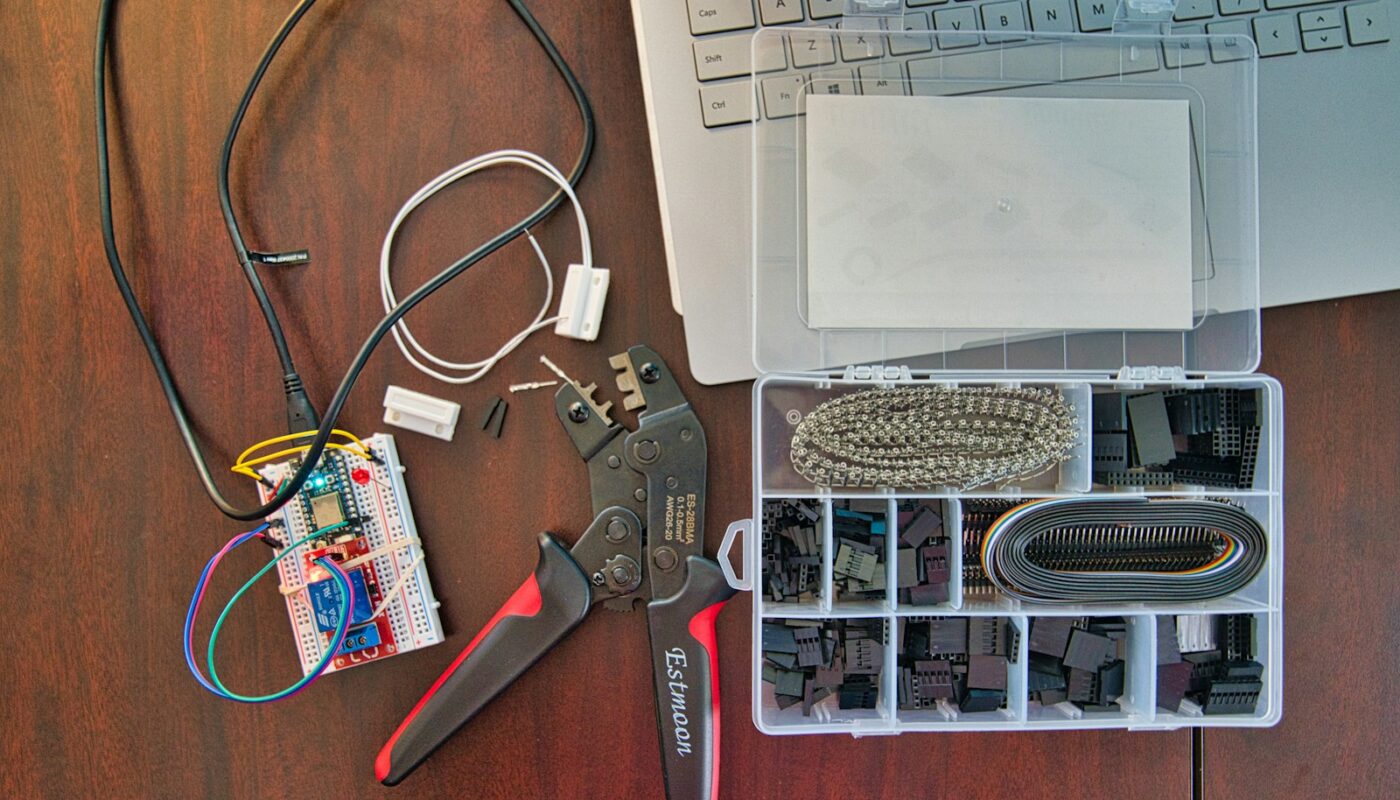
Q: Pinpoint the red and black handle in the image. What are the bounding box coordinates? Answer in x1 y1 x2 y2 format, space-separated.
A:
375 533 592 786
646 557 736 800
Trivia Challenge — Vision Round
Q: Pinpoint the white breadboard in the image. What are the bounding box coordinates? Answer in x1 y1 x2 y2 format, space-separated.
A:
258 433 444 676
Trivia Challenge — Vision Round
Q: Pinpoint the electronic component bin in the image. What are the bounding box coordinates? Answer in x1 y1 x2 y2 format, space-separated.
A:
714 2 1285 735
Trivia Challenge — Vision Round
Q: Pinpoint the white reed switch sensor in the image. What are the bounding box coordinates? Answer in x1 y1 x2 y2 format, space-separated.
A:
554 263 610 341
383 385 461 441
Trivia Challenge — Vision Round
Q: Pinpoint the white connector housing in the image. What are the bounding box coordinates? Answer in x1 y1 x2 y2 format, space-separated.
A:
383 385 461 441
554 263 609 341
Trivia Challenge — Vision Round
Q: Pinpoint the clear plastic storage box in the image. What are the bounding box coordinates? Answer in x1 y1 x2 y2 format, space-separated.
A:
715 1 1284 735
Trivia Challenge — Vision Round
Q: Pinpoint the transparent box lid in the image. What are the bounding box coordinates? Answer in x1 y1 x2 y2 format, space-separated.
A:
751 2 1259 376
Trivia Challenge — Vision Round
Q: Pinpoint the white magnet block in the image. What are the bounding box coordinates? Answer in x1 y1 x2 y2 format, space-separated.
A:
553 263 610 341
383 385 461 441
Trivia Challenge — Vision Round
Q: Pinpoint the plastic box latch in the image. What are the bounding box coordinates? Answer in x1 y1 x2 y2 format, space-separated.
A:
1113 0 1179 33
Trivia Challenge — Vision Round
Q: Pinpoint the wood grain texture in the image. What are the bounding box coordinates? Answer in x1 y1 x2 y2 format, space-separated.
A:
3 2 1378 799
1202 292 1400 800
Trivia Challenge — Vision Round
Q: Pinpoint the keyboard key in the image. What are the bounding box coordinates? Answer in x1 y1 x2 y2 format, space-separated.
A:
755 33 788 71
1062 42 1162 78
1346 2 1390 44
790 28 837 67
1174 0 1216 20
1298 8 1342 29
687 0 756 35
941 49 1004 79
1302 27 1344 48
758 0 804 25
908 0 950 6
1164 25 1211 66
1265 0 1332 8
838 31 885 61
761 74 805 118
1218 0 1261 14
1206 19 1254 60
982 1 1030 42
699 82 755 127
1029 0 1076 32
858 62 909 95
1077 0 1115 31
890 12 936 55
1002 42 1061 77
1252 14 1300 54
906 55 942 82
807 0 844 19
694 33 785 81
809 68 858 98
934 7 981 48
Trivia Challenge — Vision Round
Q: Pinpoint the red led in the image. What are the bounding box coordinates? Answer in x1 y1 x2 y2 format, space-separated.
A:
351 468 371 485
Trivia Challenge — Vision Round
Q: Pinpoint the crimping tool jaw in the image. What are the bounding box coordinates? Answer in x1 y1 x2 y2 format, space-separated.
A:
543 354 615 428
611 345 687 419
554 380 623 462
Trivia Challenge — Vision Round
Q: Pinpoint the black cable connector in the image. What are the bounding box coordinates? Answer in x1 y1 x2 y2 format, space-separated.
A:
283 373 320 434
96 0 594 520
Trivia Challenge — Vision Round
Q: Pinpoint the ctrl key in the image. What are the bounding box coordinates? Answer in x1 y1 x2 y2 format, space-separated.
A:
699 82 755 128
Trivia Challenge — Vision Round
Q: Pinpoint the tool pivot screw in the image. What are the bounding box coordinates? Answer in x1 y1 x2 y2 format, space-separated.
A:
591 572 606 586
568 402 590 422
635 439 661 463
639 363 660 383
605 518 630 543
610 566 631 584
654 547 678 571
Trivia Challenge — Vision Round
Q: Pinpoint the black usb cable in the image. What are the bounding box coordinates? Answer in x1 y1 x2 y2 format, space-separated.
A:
95 0 595 520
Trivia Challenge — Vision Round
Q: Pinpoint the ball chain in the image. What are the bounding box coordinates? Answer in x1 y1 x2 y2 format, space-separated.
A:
790 386 1080 490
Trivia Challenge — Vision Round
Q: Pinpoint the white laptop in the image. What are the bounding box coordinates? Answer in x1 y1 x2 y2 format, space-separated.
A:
630 0 1399 384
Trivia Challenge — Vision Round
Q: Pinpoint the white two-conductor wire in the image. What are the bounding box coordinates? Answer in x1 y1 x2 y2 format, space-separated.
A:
379 149 592 384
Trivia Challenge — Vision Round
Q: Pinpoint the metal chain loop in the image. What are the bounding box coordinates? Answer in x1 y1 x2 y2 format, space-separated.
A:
789 386 1079 490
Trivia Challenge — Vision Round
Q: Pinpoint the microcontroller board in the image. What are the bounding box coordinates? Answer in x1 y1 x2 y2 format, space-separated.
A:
257 433 444 675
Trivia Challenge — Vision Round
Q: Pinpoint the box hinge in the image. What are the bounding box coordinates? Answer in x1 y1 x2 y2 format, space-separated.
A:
1116 365 1187 382
841 364 913 382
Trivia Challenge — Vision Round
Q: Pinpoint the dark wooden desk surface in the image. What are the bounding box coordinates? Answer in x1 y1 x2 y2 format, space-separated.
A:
2 2 1396 798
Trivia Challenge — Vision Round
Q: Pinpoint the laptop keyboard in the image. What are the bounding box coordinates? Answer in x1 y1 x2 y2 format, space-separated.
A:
690 0 1391 127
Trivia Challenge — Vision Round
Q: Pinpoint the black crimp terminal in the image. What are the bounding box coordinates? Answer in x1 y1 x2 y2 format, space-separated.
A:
283 373 320 434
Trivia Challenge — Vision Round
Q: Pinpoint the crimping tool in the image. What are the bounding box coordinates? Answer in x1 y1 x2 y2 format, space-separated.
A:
376 345 736 800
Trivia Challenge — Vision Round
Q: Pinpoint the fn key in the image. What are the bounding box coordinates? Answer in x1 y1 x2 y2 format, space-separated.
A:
700 82 754 128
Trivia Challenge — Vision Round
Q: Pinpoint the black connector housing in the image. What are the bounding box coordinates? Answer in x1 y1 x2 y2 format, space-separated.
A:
282 373 319 434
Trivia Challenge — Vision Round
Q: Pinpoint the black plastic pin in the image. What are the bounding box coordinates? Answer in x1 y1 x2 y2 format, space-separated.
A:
479 396 504 430
489 400 508 438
